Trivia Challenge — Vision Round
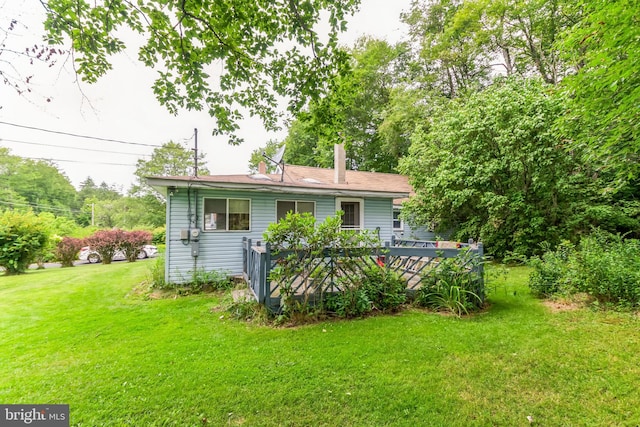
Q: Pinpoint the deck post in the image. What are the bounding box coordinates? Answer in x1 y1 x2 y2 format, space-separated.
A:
384 241 391 267
475 242 485 301
263 243 272 308
256 248 266 303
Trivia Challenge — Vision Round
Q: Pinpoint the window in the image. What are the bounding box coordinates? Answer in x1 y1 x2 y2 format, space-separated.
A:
204 198 250 231
276 200 315 221
393 208 403 231
336 198 363 230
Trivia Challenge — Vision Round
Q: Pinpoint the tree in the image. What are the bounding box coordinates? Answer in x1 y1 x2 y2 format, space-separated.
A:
399 77 596 258
282 38 407 172
76 177 123 226
110 196 165 229
401 0 578 92
0 148 78 216
558 0 640 180
0 210 50 275
402 0 492 97
248 139 284 174
0 13 64 106
132 141 210 196
42 0 360 143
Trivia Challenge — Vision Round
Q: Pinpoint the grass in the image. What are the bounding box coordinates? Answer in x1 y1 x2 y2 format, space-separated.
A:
1 262 639 426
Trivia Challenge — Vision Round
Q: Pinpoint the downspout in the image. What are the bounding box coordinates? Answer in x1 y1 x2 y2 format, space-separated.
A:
193 188 198 276
165 187 172 285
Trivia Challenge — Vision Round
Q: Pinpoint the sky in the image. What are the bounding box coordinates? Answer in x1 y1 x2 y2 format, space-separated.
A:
0 0 411 192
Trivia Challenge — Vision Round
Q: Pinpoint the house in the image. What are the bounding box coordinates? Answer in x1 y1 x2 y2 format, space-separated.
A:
147 144 429 284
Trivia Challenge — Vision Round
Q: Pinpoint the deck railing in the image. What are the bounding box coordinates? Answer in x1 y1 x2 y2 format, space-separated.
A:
242 236 484 313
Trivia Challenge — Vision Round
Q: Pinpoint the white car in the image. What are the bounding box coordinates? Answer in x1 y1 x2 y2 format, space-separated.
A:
79 245 158 263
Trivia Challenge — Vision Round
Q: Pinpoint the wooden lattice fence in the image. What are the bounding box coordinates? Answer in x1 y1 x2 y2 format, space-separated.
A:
242 237 484 313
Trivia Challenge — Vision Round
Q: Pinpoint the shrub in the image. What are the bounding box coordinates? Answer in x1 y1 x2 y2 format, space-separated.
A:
572 233 640 308
224 293 269 323
147 256 165 288
152 226 166 245
120 230 152 262
264 212 384 320
0 210 50 275
153 266 233 294
85 229 125 264
56 237 85 267
189 268 234 292
360 264 407 313
528 241 575 297
325 287 371 318
528 231 640 309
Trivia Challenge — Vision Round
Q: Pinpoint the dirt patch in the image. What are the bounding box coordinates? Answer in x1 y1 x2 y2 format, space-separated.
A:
542 299 583 313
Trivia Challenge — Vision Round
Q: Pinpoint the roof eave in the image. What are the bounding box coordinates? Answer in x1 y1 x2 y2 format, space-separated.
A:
146 177 409 199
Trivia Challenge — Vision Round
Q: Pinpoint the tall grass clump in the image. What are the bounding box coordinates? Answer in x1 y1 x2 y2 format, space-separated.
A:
414 249 484 316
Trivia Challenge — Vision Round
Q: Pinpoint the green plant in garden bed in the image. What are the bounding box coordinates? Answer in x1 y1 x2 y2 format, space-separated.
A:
146 256 233 296
415 249 484 316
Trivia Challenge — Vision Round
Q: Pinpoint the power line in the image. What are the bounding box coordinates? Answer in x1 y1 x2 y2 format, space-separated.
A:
0 120 158 147
24 156 137 167
0 199 81 214
0 138 151 157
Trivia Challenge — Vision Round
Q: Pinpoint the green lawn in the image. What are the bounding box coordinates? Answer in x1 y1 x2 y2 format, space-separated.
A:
1 262 639 426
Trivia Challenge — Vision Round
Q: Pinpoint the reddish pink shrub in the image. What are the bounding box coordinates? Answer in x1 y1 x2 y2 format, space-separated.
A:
55 237 85 267
120 230 153 262
85 229 125 264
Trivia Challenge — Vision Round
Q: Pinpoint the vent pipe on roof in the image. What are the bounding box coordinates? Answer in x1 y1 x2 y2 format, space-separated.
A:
334 143 346 184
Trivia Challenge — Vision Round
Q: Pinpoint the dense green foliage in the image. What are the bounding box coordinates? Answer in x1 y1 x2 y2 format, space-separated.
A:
529 232 640 309
401 78 585 257
0 148 78 216
264 0 638 260
0 210 49 275
43 0 360 143
5 0 637 264
559 0 640 179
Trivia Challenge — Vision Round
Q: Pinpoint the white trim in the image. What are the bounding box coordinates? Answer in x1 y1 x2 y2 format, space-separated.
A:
336 197 364 230
202 197 252 232
275 199 316 222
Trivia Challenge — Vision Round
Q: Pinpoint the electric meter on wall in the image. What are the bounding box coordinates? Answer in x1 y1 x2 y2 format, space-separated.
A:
190 228 200 240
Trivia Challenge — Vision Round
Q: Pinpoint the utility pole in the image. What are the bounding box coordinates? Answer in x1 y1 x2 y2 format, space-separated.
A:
91 203 95 226
193 128 198 177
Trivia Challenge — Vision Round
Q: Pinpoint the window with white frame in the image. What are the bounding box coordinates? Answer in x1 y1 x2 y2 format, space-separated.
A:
393 207 404 231
203 198 250 231
336 198 364 230
276 200 315 221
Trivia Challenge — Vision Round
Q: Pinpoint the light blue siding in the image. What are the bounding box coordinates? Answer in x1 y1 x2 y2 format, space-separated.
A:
397 223 438 241
166 189 396 283
364 198 394 242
